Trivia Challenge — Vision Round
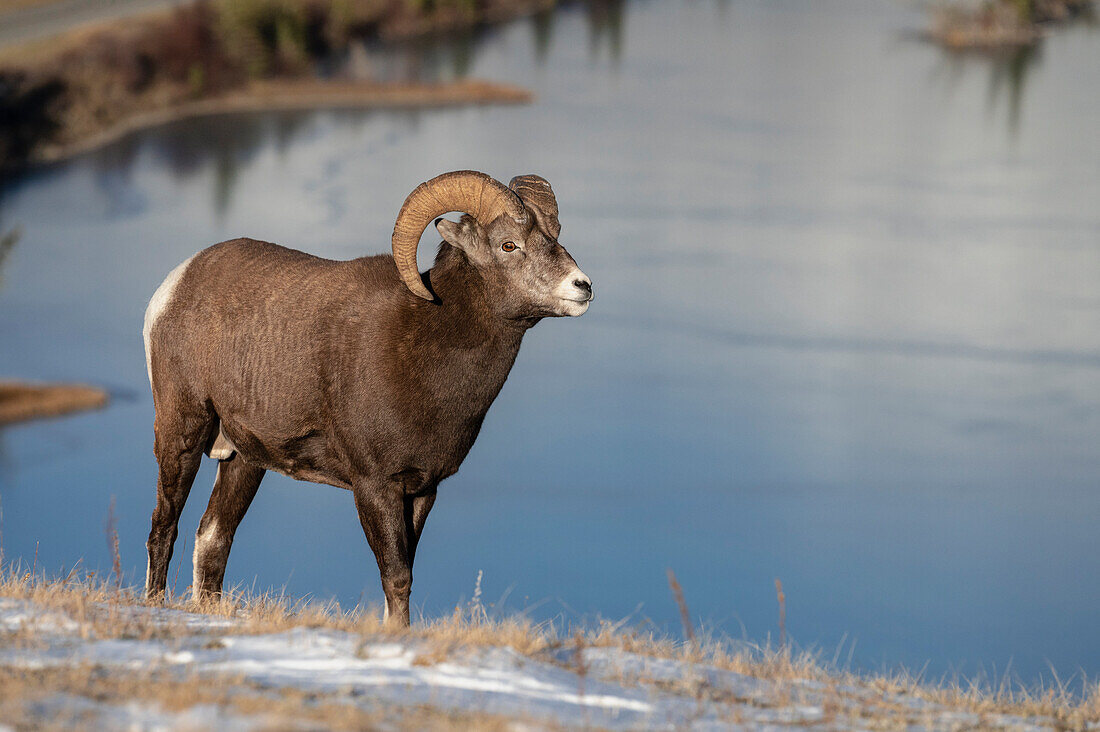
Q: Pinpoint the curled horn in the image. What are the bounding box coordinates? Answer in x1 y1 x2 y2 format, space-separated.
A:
509 175 560 240
391 170 527 300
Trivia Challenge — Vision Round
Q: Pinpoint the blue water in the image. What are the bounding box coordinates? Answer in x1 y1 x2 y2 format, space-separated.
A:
2 0 1099 683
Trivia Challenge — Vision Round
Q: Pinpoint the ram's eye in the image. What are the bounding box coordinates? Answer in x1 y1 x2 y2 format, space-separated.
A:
501 242 517 252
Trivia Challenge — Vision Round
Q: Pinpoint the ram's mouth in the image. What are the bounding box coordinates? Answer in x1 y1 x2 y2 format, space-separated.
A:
556 297 591 317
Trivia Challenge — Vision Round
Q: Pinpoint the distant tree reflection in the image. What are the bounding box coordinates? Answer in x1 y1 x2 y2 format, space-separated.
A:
0 187 19 289
531 8 556 63
0 222 18 288
928 6 1098 139
586 0 626 63
931 41 1043 139
986 44 1040 138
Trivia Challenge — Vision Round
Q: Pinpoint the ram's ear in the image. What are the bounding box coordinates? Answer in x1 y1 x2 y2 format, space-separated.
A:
435 215 488 261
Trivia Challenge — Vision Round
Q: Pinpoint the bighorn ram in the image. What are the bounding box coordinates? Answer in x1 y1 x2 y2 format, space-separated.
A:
142 171 592 624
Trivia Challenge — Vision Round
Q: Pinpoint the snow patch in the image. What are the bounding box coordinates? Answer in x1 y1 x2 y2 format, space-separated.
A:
0 598 79 634
0 598 1071 730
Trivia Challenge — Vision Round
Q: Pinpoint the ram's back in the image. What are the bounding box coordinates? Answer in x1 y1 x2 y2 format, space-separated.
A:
143 239 402 479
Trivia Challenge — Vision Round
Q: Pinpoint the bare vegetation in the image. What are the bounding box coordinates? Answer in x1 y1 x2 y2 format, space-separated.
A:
1 563 1098 728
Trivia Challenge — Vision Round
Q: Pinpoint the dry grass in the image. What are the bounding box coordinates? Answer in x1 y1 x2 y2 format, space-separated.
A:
0 665 532 730
2 563 1099 728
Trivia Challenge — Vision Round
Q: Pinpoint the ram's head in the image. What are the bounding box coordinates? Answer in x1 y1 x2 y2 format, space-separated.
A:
391 170 593 318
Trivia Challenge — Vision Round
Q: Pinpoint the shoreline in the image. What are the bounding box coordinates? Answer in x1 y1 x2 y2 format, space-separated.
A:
927 0 1093 51
0 380 108 425
31 78 534 165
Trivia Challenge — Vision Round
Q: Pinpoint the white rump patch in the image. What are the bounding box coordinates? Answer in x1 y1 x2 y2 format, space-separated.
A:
143 254 196 384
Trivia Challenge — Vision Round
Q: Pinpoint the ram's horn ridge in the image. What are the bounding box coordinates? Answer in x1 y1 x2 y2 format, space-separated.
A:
392 170 527 300
509 174 560 240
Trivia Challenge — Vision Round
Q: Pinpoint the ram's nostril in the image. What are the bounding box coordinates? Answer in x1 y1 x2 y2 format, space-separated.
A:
574 279 592 293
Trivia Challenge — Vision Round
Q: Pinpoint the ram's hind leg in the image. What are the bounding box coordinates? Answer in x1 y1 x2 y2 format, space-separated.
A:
193 456 265 600
146 401 210 601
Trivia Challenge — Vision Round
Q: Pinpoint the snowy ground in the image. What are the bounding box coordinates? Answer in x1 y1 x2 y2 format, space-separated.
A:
0 597 1075 730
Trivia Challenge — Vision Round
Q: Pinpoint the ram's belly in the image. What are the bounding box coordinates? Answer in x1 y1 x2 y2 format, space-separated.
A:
218 416 352 490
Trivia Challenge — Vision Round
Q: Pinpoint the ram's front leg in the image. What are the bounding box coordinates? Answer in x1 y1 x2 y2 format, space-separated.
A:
353 478 413 626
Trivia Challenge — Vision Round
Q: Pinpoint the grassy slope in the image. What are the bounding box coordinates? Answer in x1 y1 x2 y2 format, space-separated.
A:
1 568 1097 730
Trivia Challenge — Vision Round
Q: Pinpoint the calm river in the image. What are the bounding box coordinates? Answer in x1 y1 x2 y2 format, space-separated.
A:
2 0 1098 683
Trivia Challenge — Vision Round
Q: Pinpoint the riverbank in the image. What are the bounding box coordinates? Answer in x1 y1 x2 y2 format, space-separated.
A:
0 381 108 425
1 570 1097 730
928 0 1094 50
0 0 549 172
33 77 532 164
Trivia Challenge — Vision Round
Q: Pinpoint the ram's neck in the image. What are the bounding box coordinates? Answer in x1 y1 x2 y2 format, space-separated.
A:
406 245 528 407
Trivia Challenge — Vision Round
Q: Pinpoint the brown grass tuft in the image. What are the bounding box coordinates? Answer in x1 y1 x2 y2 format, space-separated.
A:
666 567 695 645
774 577 786 650
104 496 122 590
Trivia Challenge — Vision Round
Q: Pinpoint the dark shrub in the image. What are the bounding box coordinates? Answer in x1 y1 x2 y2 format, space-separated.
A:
0 72 67 171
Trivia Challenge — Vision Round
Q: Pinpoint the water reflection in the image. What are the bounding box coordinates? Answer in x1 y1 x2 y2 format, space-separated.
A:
586 0 627 62
986 44 1040 136
358 0 633 82
929 11 1097 138
0 222 17 286
531 8 556 63
82 111 325 216
0 184 19 287
1 201 22 489
933 43 1042 138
